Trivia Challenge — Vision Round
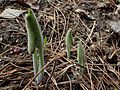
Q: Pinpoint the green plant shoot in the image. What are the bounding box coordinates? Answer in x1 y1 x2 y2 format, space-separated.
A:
25 8 44 84
65 29 73 59
44 36 47 47
77 40 85 73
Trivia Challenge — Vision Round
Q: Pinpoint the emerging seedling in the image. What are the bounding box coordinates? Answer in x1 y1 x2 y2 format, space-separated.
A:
77 40 85 73
25 8 44 84
44 36 47 47
65 29 73 59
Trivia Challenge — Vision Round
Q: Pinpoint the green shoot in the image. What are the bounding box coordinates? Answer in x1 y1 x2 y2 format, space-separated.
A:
25 8 44 84
44 36 47 47
65 29 73 59
77 40 85 73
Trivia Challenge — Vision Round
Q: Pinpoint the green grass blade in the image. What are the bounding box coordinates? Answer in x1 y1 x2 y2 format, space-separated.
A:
65 29 73 59
77 40 85 73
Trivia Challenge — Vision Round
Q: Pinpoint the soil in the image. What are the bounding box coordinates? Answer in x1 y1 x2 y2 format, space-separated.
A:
0 0 120 90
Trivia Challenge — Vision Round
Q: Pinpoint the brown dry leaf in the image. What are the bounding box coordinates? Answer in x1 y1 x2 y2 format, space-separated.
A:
0 8 26 18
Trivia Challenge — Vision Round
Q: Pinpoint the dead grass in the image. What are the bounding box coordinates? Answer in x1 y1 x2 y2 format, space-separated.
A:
0 0 120 90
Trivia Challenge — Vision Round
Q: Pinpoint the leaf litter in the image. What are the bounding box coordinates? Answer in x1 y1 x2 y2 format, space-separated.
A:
0 0 120 90
0 8 26 18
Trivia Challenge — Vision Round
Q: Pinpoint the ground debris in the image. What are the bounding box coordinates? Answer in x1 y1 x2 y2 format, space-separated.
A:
0 0 120 90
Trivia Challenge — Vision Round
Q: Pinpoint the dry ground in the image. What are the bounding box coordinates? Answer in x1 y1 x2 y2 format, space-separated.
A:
0 0 120 90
